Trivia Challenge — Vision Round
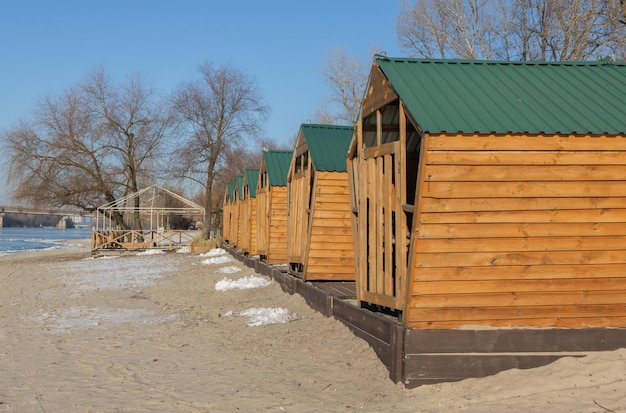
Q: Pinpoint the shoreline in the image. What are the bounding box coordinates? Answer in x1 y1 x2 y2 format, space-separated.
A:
0 238 91 257
0 246 625 411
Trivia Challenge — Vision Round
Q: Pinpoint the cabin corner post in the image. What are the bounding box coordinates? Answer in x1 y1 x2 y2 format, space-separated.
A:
402 133 429 323
355 117 368 302
302 172 319 278
357 115 368 302
347 126 360 281
397 101 408 312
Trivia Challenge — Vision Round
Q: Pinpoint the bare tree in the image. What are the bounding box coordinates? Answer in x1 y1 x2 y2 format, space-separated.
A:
1 68 172 230
397 0 507 59
397 0 626 60
315 47 368 125
515 0 626 60
170 62 269 238
82 67 175 230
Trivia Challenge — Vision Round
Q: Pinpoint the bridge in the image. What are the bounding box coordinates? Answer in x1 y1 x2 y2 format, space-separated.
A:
0 205 94 228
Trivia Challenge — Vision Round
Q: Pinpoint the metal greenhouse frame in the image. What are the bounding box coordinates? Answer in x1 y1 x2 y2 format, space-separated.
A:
92 185 205 252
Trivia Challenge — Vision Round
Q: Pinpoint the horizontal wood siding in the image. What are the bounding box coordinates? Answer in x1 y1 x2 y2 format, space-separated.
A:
222 201 231 242
406 134 626 329
230 201 240 248
249 198 257 255
304 172 356 281
239 198 250 253
268 187 288 264
256 187 269 256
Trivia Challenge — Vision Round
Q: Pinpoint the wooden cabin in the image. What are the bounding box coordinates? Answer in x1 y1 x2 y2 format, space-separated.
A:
348 56 626 330
287 124 355 281
229 175 244 248
256 150 293 264
222 182 234 243
239 169 259 256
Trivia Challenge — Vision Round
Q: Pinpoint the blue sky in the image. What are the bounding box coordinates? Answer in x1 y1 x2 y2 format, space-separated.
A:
0 0 402 204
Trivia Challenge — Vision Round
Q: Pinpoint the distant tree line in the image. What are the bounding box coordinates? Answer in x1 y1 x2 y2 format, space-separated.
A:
1 64 278 238
397 0 626 60
2 213 74 228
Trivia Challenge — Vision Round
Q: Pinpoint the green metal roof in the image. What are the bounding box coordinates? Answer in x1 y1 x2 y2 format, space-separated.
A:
226 182 234 202
262 150 292 187
235 175 244 200
244 169 259 198
300 124 353 171
375 57 626 135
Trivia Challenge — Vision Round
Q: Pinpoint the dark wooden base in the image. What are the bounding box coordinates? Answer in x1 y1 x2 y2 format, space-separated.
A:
223 245 626 388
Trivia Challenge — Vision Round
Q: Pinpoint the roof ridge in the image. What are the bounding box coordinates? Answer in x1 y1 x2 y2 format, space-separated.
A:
377 56 624 67
301 123 354 130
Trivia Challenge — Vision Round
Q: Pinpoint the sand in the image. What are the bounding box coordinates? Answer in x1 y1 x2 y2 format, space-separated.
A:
1 243 625 412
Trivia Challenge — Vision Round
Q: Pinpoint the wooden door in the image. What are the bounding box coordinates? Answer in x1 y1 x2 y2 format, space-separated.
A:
357 141 408 310
239 197 249 252
287 170 311 268
256 188 268 255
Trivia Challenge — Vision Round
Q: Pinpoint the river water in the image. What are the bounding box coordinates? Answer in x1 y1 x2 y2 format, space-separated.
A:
0 227 92 256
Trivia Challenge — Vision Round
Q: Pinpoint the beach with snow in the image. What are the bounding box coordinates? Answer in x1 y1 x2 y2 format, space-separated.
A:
1 243 625 412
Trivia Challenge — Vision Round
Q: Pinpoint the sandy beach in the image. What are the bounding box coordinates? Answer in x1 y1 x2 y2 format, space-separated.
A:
1 243 625 412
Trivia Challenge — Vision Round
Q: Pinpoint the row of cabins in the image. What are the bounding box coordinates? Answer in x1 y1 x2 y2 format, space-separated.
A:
223 124 356 281
224 56 626 386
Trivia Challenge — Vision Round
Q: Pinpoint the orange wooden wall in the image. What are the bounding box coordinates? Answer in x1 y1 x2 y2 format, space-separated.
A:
257 185 288 264
405 133 626 329
304 171 356 281
222 196 231 242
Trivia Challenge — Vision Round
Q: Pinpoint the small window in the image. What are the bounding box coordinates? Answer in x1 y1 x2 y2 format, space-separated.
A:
295 152 309 174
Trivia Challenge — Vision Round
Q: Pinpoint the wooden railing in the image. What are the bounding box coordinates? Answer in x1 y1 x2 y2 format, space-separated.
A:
92 229 199 251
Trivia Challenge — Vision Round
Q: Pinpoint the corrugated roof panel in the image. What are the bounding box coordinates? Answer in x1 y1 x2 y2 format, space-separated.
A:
300 124 353 171
235 175 244 200
226 182 234 202
263 150 292 187
376 58 626 135
244 169 259 198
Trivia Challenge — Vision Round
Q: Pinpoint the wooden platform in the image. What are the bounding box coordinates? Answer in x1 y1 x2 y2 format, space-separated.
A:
223 245 626 388
310 281 356 299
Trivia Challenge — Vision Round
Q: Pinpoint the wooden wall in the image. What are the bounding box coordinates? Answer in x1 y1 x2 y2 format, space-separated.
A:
239 193 250 253
257 185 289 264
222 194 231 243
287 170 310 266
304 171 356 281
405 133 626 329
239 196 258 255
248 198 257 255
230 196 241 248
256 185 269 256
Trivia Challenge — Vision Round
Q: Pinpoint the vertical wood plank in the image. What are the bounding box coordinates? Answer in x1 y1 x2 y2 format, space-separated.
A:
358 141 369 297
376 154 384 293
397 106 408 303
368 156 378 292
384 153 394 295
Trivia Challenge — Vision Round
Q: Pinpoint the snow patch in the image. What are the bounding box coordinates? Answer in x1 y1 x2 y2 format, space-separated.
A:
215 275 272 291
136 249 165 256
201 255 232 265
223 307 300 327
199 248 227 257
217 266 242 274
